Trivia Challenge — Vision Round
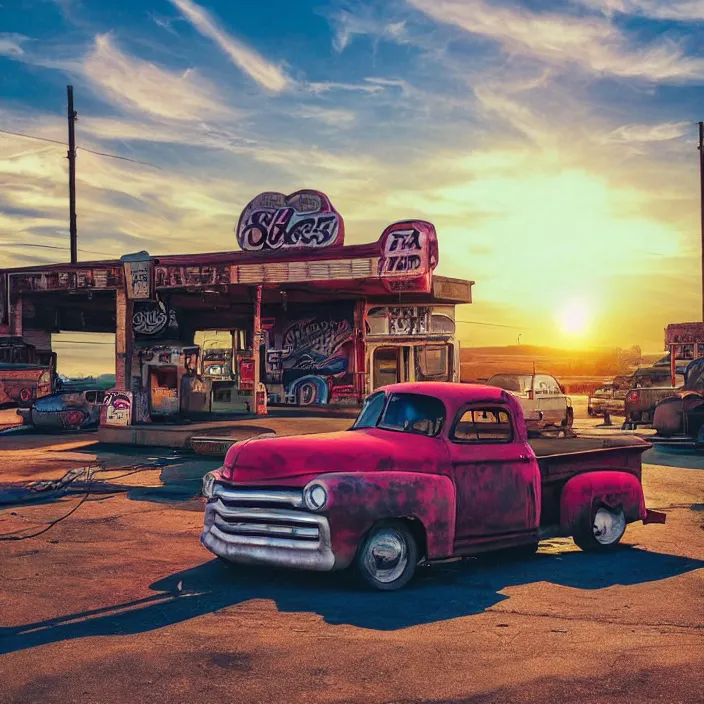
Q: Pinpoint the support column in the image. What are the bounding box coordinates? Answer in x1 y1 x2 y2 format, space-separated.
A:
670 344 677 388
115 288 133 392
253 285 267 415
9 292 22 338
354 299 367 404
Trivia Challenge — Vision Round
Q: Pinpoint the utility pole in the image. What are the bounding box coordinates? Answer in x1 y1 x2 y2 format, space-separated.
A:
699 122 704 321
67 85 77 264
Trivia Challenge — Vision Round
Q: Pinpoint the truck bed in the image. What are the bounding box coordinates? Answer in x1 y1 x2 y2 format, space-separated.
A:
528 436 650 458
529 436 651 527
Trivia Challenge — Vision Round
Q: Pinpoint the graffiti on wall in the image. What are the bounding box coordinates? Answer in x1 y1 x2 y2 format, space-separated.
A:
13 268 122 293
103 391 132 426
266 350 284 384
154 264 230 289
124 260 151 300
378 220 438 294
132 302 178 338
278 307 355 405
388 307 430 336
236 190 344 252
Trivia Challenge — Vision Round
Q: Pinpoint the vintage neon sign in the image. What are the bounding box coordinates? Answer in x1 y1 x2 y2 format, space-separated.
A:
377 220 439 293
236 190 344 252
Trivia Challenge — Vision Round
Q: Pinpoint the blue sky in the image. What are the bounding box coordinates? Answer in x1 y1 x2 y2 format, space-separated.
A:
1 0 704 356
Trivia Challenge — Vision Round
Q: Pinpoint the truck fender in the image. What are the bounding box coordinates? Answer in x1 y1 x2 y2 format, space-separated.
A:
313 472 456 569
560 471 646 535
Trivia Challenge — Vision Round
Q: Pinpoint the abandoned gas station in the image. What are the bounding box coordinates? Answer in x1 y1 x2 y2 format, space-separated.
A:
0 189 473 435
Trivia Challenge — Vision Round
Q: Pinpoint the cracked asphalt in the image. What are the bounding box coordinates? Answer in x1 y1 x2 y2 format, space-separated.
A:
0 409 702 704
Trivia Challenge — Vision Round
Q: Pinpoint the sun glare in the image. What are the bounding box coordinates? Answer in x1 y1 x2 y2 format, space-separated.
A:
557 299 591 337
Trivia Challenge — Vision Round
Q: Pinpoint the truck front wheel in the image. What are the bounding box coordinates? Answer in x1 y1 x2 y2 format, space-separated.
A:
355 520 418 591
573 506 626 552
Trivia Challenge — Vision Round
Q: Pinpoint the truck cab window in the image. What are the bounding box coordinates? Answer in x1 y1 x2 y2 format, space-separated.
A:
452 407 513 443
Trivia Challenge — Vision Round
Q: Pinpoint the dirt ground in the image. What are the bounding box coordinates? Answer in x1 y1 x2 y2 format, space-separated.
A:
0 406 702 704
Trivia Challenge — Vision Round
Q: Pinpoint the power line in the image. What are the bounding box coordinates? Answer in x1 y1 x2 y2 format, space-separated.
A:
79 146 163 169
0 126 162 169
0 242 114 256
0 128 66 146
456 319 530 330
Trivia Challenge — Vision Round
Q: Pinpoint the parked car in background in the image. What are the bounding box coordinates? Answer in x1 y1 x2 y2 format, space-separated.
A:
485 373 573 434
622 366 686 430
0 362 55 407
201 382 664 591
652 358 704 447
587 375 632 417
16 387 107 431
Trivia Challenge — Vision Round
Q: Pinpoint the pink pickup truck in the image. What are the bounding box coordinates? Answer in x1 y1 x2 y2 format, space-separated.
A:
201 382 665 590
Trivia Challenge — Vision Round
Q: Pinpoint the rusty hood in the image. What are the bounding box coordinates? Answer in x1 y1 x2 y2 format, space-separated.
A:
221 428 450 486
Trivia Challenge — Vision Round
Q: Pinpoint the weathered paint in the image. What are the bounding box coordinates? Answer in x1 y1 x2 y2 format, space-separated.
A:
0 366 53 405
560 470 647 534
314 471 456 568
221 426 452 485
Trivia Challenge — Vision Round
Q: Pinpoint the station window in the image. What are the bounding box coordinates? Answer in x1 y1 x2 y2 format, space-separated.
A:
452 407 513 443
415 345 450 381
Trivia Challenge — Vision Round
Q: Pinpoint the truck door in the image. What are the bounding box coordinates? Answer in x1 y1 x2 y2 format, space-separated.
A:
447 404 540 547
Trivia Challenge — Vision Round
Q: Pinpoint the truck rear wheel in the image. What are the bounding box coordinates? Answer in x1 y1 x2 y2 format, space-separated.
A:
355 520 418 591
574 506 626 552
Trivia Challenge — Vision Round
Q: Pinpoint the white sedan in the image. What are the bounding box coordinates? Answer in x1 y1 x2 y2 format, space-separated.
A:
486 373 573 433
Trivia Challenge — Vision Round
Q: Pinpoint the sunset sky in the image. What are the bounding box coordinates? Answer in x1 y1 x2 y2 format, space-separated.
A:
1 0 703 375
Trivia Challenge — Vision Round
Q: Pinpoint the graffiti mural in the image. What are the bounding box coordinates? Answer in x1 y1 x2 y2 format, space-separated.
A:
124 260 151 299
236 190 344 252
103 391 132 426
277 305 355 405
388 307 430 336
132 302 179 338
13 267 122 293
378 220 439 294
154 264 230 289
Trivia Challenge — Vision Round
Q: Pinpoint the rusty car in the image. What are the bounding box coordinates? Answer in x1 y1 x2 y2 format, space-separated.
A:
651 358 704 448
622 365 686 430
16 386 107 431
0 362 55 407
587 375 632 417
200 382 665 590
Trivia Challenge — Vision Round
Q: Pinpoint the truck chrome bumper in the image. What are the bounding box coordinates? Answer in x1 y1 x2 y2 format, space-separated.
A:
201 500 336 571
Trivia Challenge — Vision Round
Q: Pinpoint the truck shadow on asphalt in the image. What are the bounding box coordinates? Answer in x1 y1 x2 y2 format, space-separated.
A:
1 546 702 654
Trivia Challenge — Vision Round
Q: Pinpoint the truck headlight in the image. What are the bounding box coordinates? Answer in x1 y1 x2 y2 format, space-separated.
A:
303 483 328 511
202 471 217 499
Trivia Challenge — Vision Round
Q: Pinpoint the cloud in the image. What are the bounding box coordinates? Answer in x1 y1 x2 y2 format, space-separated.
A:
168 0 289 92
407 0 704 82
294 106 357 126
329 7 408 52
576 1 704 21
604 121 691 142
81 34 229 121
0 33 28 57
303 80 385 95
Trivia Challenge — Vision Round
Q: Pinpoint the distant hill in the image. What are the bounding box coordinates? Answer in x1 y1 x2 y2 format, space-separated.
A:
460 345 649 383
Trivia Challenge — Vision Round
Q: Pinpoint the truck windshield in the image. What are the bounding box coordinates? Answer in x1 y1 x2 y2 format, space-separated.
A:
352 392 446 437
486 374 532 395
379 393 445 436
352 391 386 429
